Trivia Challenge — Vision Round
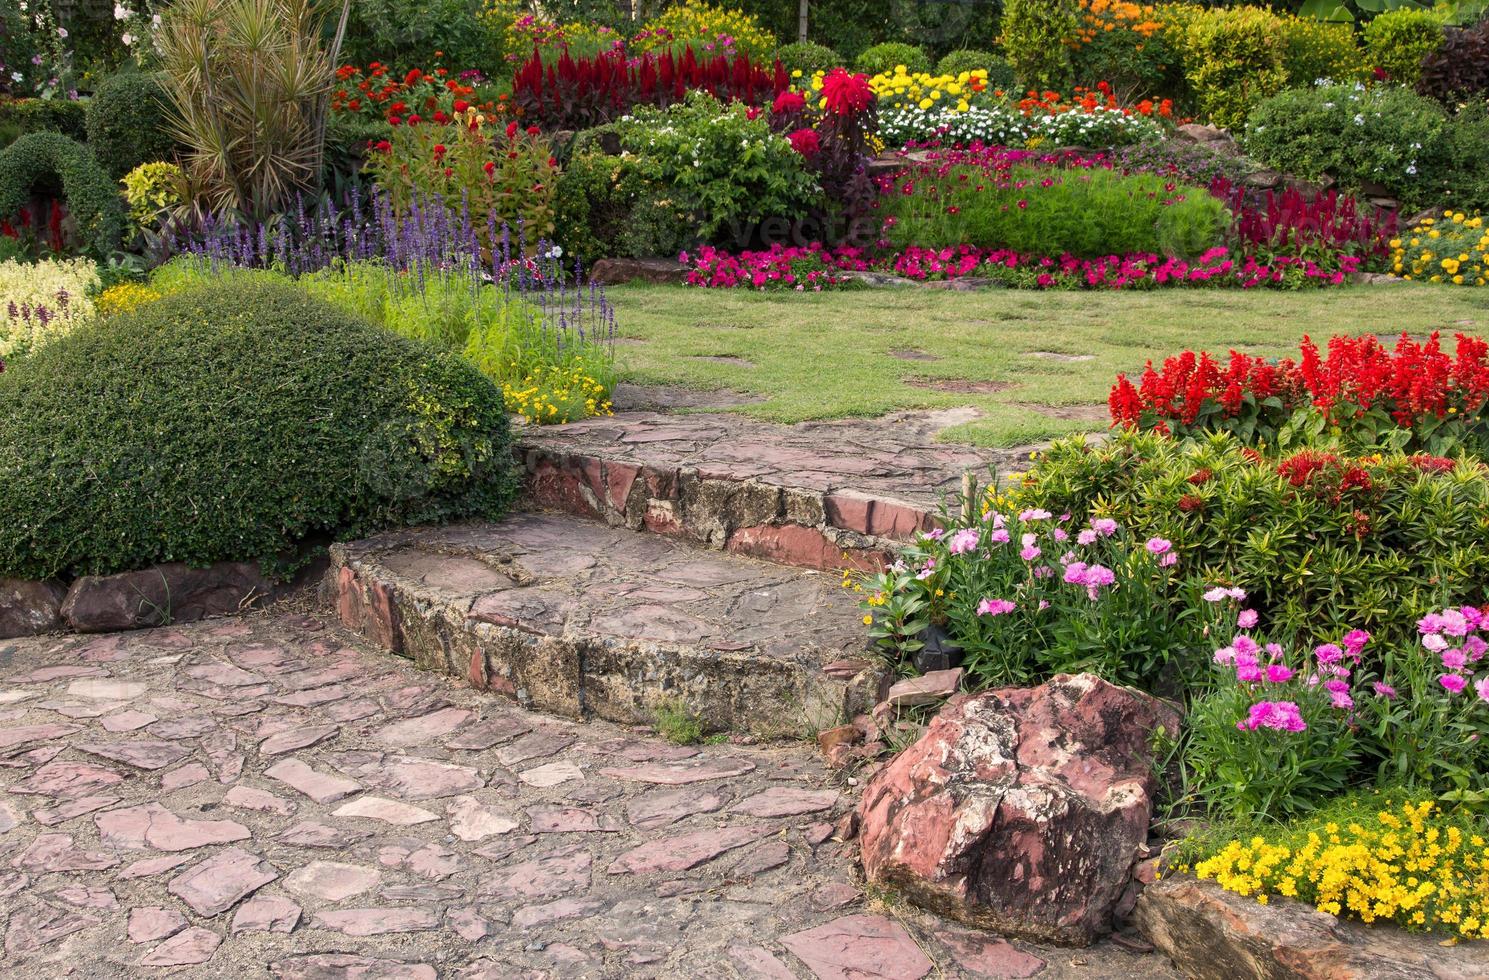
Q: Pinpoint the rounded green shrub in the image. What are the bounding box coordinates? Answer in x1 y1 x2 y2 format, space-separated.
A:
85 71 177 179
0 280 519 581
0 132 126 258
854 41 931 76
1244 82 1450 211
1179 6 1288 130
929 49 1000 80
1363 7 1447 87
774 40 843 74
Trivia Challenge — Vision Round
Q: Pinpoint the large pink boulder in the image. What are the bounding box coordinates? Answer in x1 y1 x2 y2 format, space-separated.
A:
857 672 1180 946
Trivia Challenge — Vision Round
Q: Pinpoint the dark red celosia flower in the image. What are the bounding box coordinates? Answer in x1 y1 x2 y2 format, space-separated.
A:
821 68 873 116
1178 494 1205 513
772 90 805 115
1187 468 1213 485
786 128 820 156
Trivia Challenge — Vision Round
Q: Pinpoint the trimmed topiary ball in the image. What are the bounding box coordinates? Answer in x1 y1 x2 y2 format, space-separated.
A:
0 280 519 581
0 132 126 258
85 70 177 179
854 42 932 76
774 40 843 74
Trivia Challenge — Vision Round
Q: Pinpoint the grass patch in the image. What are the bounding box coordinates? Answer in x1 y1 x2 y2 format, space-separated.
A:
607 284 1489 447
653 698 704 745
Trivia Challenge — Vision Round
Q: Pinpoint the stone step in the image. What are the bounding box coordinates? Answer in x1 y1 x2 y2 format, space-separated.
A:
518 409 1013 573
326 513 885 738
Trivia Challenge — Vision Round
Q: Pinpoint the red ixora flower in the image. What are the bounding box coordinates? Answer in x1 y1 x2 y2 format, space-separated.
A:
786 128 820 156
483 161 495 175
821 68 873 116
374 140 392 153
505 121 519 138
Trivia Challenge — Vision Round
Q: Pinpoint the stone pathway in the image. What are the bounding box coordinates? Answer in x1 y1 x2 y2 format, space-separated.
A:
0 609 1172 979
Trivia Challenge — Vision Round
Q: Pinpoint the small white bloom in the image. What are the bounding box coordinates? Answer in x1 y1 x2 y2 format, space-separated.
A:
115 3 130 20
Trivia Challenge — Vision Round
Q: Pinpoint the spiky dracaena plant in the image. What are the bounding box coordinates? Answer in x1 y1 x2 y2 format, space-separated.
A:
157 0 342 219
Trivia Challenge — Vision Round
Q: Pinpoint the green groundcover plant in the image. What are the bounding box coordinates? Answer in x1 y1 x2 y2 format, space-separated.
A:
0 280 519 581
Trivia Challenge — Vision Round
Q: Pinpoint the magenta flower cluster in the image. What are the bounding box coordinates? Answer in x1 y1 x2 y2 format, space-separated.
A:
1418 607 1489 700
1210 593 1373 734
679 243 1359 291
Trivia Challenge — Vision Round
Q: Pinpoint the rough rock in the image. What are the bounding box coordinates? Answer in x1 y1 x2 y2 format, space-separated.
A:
61 562 277 632
857 673 1180 946
0 579 67 638
1135 875 1489 980
588 256 690 286
883 668 962 709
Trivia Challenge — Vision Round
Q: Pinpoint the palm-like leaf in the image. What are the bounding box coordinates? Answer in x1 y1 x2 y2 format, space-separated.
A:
158 0 336 218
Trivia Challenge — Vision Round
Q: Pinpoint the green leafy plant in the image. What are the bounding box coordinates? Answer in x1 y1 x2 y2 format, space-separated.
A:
607 92 820 246
882 158 1227 259
156 0 334 218
1279 15 1368 86
0 132 127 258
84 70 177 179
1017 431 1489 651
0 98 87 147
1363 6 1447 85
854 42 931 77
0 279 518 581
1000 0 1078 91
343 0 504 70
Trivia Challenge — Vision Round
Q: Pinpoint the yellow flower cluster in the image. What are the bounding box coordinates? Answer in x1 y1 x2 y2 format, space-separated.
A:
1392 210 1488 285
865 66 995 113
1074 0 1165 46
96 282 163 317
1193 799 1489 939
502 364 613 425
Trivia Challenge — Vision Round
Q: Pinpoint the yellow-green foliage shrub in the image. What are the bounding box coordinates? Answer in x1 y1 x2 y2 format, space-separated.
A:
1364 7 1448 86
1179 6 1288 130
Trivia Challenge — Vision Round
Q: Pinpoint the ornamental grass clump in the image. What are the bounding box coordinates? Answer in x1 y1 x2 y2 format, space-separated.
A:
1185 795 1489 939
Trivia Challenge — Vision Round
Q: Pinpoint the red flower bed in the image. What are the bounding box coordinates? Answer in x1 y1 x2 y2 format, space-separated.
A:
331 63 492 126
512 47 789 130
1109 332 1489 456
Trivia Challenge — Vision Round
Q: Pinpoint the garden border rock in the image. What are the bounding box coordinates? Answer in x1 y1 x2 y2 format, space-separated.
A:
0 561 289 638
1135 874 1489 980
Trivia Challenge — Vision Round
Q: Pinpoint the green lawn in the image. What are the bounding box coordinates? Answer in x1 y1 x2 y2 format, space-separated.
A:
606 284 1489 447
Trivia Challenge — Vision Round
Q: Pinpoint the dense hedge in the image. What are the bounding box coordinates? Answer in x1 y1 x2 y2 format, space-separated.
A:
0 132 126 257
0 281 519 580
85 71 177 179
0 98 88 147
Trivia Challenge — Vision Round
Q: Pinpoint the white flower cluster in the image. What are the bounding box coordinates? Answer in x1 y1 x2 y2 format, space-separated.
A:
880 102 1161 150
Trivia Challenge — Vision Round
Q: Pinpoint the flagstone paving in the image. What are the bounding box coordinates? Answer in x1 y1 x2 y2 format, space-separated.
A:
0 609 1175 979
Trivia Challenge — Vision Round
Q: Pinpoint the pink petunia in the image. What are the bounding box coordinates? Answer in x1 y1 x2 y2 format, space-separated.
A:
947 528 980 555
1440 673 1468 694
977 598 1016 617
1237 610 1259 629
